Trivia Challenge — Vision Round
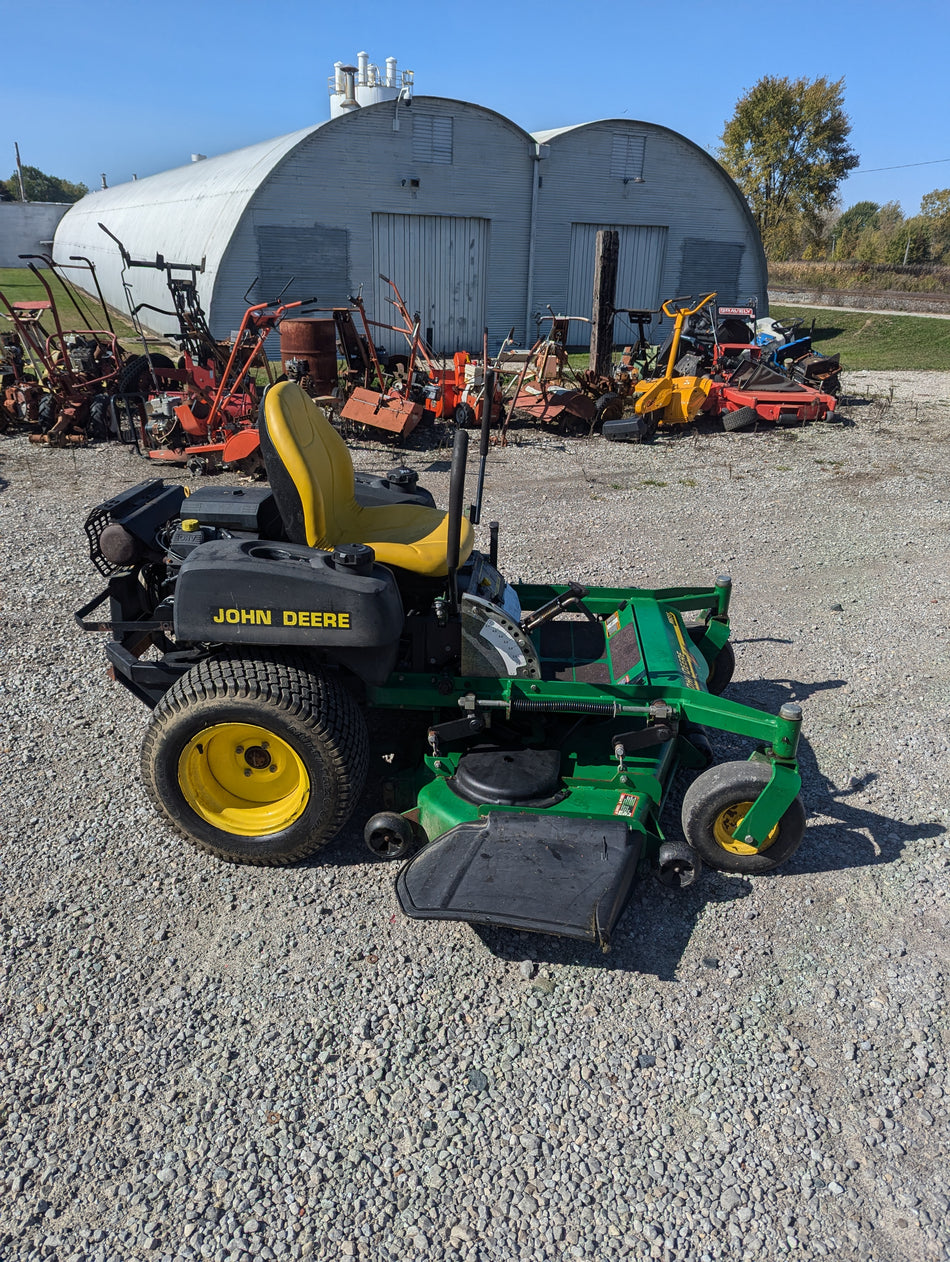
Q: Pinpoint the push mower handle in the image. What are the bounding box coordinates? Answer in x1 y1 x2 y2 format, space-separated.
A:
661 292 716 319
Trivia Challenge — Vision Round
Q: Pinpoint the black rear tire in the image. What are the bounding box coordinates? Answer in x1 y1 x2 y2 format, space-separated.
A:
594 392 623 424
141 651 369 865
116 352 175 396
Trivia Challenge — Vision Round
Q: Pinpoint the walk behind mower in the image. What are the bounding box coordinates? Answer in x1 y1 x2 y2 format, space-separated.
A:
601 294 716 442
76 382 807 949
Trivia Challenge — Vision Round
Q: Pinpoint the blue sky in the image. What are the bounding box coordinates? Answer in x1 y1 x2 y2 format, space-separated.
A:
3 0 948 218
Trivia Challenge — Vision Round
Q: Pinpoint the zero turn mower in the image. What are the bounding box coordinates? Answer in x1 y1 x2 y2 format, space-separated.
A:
77 382 807 949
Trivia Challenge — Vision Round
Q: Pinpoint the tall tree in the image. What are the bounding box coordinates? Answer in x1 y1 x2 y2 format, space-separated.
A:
2 164 88 203
719 76 859 259
919 188 950 262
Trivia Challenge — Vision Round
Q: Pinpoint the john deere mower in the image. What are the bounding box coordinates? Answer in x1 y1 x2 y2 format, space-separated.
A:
77 381 806 949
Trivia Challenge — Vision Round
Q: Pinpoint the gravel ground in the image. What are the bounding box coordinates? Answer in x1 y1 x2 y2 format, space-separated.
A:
1 372 949 1262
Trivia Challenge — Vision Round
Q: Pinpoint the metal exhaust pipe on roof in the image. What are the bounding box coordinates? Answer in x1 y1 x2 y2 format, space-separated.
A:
339 65 359 110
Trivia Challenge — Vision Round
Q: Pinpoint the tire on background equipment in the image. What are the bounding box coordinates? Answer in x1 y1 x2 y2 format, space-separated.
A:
141 651 369 865
681 760 805 874
116 352 176 396
722 406 757 432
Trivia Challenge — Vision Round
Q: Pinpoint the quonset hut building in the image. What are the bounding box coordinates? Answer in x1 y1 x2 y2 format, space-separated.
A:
53 60 766 354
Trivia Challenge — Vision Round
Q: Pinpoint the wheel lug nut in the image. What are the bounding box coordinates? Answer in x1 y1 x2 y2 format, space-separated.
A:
244 768 252 777
235 746 244 754
261 741 269 750
269 765 277 773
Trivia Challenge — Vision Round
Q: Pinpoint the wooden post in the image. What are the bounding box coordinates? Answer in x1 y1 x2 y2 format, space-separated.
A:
14 142 27 202
589 229 618 377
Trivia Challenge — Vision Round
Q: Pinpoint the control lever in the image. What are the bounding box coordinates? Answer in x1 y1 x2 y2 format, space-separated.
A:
520 582 595 633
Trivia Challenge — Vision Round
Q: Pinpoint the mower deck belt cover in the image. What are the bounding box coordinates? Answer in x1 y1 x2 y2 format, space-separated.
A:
396 812 642 948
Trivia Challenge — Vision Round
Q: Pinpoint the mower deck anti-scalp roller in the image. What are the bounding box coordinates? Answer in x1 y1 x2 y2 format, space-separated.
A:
76 380 807 951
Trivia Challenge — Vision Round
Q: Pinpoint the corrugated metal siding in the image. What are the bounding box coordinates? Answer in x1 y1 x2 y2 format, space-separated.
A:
528 119 767 339
565 223 667 347
678 238 745 304
255 225 350 306
53 105 767 349
372 214 488 353
51 125 322 338
214 98 532 351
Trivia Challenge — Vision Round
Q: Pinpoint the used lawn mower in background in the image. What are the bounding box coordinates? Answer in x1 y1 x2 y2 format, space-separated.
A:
615 297 837 436
0 257 127 443
76 382 807 949
601 294 716 442
101 223 312 475
755 314 842 398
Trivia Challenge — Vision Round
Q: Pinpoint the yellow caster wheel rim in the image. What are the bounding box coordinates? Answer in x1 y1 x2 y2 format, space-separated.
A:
712 800 778 856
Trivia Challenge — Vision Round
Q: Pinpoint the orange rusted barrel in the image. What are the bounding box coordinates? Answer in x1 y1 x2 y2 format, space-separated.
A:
279 319 338 394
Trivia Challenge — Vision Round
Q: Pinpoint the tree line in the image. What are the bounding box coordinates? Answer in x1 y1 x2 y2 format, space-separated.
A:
0 165 88 204
718 75 950 266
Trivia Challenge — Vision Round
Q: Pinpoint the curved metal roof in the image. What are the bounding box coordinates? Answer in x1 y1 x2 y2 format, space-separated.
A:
53 122 327 336
531 117 766 275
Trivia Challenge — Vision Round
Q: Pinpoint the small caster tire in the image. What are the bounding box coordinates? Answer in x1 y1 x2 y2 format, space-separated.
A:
656 841 702 889
364 812 416 860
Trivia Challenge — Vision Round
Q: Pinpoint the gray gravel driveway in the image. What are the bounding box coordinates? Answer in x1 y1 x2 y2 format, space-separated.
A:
1 371 948 1262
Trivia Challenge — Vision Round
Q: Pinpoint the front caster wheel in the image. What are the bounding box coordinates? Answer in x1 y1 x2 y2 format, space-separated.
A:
681 760 805 874
142 651 369 865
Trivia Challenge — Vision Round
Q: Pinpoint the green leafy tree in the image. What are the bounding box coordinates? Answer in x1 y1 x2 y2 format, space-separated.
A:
919 188 950 262
834 201 879 259
719 76 859 260
2 165 88 203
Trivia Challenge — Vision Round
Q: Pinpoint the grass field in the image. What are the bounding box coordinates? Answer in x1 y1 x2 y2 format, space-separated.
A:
0 266 142 346
767 305 950 371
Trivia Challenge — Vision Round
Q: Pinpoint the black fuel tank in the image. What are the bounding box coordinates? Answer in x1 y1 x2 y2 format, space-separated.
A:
174 539 403 682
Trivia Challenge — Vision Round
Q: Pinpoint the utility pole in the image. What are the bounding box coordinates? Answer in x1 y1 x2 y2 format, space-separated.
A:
589 229 619 377
14 142 27 201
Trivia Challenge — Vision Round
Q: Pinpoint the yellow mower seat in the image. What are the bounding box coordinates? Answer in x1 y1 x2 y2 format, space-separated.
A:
260 381 474 578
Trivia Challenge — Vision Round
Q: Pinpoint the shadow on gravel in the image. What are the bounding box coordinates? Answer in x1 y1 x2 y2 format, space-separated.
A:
732 676 944 876
469 873 753 981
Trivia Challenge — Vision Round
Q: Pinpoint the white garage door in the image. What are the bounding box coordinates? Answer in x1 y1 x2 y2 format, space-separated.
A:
373 213 490 355
565 223 668 347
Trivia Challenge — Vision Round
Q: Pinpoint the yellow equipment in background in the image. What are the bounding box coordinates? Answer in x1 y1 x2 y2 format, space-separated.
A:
603 293 716 441
633 292 715 426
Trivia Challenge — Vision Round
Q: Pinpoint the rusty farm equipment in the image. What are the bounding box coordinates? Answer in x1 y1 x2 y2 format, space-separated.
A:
101 223 312 475
0 256 127 443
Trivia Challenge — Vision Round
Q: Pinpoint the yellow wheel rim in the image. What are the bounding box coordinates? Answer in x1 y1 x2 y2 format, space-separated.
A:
712 800 779 856
178 722 310 837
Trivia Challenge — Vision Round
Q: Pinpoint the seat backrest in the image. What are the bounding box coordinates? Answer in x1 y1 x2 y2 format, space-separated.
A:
259 381 356 548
